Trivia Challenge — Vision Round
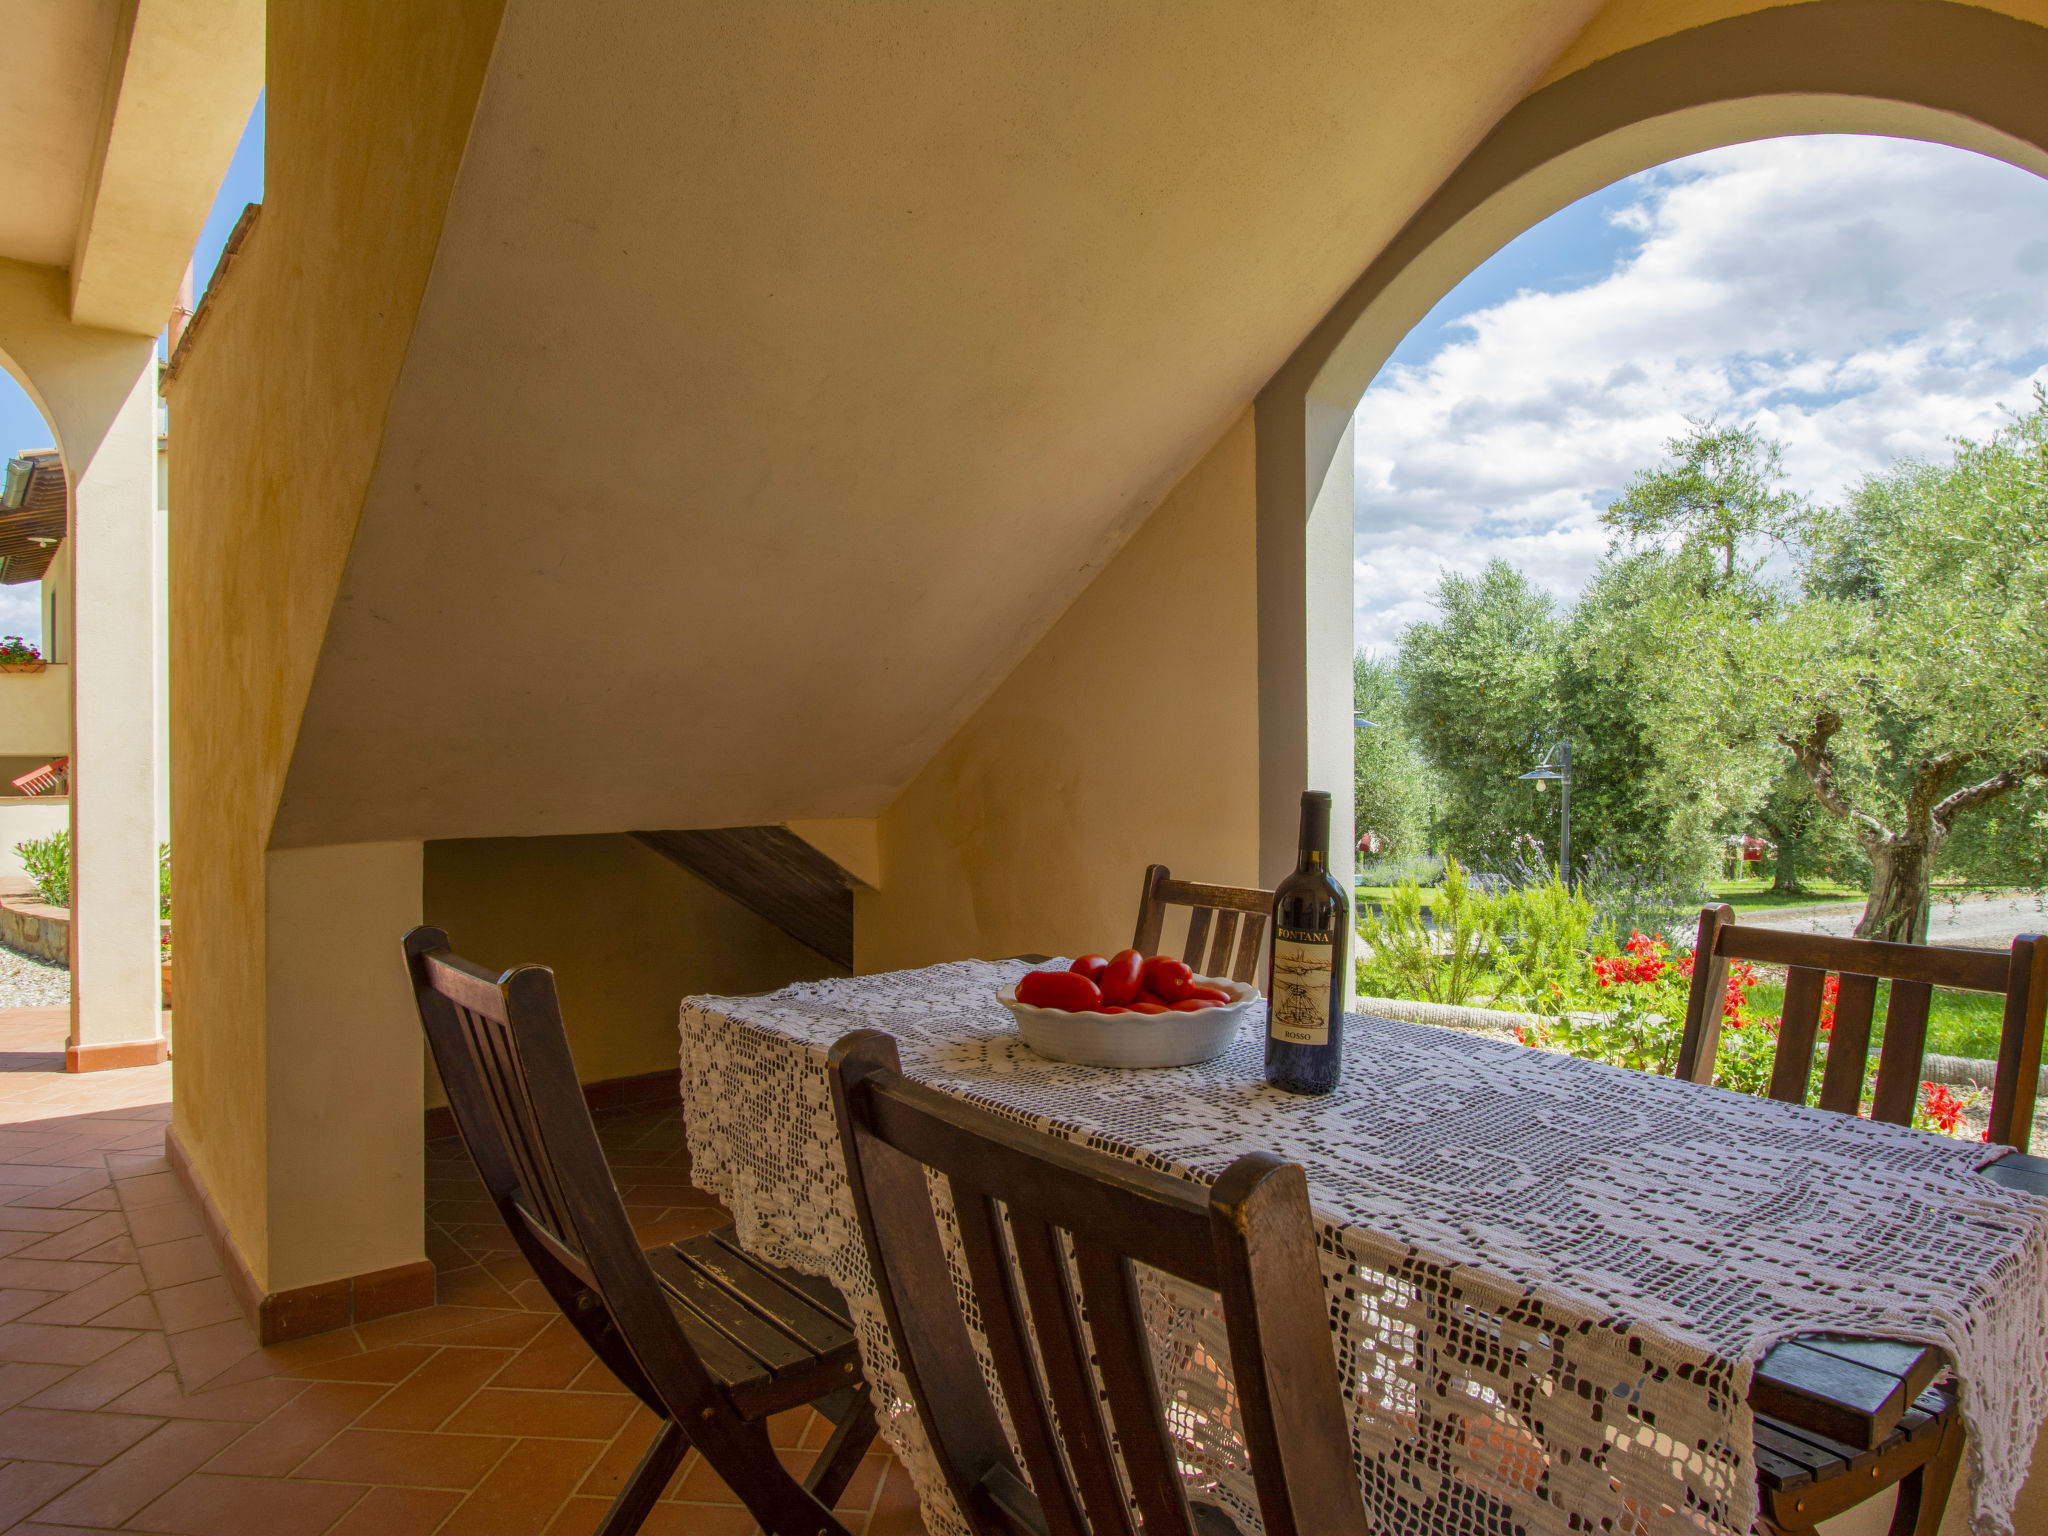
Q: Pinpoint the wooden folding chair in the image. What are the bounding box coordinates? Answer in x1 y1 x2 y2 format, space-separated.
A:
825 1027 1370 1536
1132 864 1274 984
1676 908 2048 1149
402 926 878 1536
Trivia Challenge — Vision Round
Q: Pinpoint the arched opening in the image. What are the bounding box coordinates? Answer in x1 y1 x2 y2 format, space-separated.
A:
1253 0 2048 898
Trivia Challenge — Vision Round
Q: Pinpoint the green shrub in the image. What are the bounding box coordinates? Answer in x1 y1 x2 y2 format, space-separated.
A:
1358 857 1498 1006
159 842 170 920
17 830 69 908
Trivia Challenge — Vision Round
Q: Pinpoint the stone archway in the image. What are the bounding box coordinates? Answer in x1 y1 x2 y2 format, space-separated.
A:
1251 0 2048 887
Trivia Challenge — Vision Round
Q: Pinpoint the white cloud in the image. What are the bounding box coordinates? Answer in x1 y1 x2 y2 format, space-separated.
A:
1354 135 2048 652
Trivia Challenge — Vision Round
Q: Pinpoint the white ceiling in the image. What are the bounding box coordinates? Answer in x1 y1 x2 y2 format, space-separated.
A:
274 0 1602 845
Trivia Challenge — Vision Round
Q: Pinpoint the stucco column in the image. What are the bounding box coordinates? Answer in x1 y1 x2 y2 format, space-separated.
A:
257 840 430 1333
67 354 165 1070
1255 414 1357 906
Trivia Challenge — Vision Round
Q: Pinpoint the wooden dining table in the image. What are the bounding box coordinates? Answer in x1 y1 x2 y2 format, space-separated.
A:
678 958 2048 1536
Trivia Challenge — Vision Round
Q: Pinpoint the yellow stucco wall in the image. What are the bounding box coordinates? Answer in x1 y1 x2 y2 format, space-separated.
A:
164 0 507 1274
857 409 1260 973
421 834 845 1102
1545 0 2048 87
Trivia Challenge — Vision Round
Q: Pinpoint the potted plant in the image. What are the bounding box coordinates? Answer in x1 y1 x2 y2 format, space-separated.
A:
0 637 44 673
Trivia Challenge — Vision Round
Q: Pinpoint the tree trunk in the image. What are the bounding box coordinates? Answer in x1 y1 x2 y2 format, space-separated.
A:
1856 839 1931 943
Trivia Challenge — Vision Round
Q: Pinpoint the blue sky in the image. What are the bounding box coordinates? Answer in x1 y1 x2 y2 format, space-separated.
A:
1354 134 2048 652
0 99 264 641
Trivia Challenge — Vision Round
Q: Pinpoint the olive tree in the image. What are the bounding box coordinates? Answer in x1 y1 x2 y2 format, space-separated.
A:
1627 402 2048 941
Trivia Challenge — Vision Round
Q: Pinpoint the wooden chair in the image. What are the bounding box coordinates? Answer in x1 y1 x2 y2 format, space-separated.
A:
402 926 878 1536
1676 907 2048 1150
1132 864 1274 984
824 1027 1369 1536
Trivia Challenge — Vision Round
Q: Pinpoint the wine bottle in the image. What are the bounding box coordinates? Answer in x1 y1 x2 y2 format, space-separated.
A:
1264 790 1349 1095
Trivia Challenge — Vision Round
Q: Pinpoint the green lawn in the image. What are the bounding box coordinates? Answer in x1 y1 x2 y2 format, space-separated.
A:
1355 878 1868 915
1706 878 1866 914
1743 976 2003 1060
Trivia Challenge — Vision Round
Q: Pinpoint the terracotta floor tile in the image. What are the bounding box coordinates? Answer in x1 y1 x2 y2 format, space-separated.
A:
292 1426 513 1489
674 1448 745 1503
0 1204 104 1235
0 1321 140 1366
0 1404 163 1463
72 1234 139 1264
14 1212 129 1261
567 1356 631 1395
392 1309 551 1350
0 1287 61 1324
24 1329 171 1410
136 1236 219 1291
443 1386 636 1441
0 1258 119 1292
572 1404 668 1501
124 1201 201 1249
768 1406 814 1449
60 1185 123 1211
435 1265 525 1310
0 1457 90 1525
350 1303 513 1351
152 1276 243 1335
34 1417 249 1528
641 1501 762 1535
282 1341 434 1384
542 1494 613 1535
355 1345 509 1432
105 1368 304 1423
0 1360 75 1409
203 1378 387 1476
126 1470 368 1535
438 1436 604 1536
111 1171 186 1210
322 1483 465 1535
10 1172 115 1210
489 1316 597 1391
85 1291 160 1330
164 1317 264 1391
16 1264 145 1326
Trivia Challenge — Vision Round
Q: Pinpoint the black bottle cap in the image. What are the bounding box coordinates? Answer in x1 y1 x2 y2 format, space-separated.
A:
1297 790 1331 852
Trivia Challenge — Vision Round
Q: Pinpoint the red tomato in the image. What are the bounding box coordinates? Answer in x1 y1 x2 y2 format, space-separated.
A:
1170 998 1217 1012
1069 954 1109 983
1098 1005 1130 1015
1139 956 1194 1002
1129 1001 1169 1015
1099 949 1144 1006
1182 985 1231 1004
1015 970 1102 1012
1136 991 1174 1008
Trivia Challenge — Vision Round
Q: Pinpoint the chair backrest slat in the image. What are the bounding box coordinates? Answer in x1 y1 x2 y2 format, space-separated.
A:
1816 973 1879 1115
1676 907 2048 1148
1871 980 1933 1125
1136 864 1274 986
1768 966 1828 1105
948 1192 1091 1536
1073 1238 1200 1536
1991 937 2048 1147
827 1029 1370 1536
1006 1217 1138 1536
403 927 722 1420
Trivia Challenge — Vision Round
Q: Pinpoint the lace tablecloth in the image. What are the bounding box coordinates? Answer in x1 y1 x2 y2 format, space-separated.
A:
677 959 2048 1536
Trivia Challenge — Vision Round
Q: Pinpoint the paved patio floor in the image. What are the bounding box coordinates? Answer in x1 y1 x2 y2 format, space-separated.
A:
0 1007 926 1534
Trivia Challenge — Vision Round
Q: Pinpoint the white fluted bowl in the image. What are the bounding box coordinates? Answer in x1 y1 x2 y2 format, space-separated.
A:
995 975 1260 1068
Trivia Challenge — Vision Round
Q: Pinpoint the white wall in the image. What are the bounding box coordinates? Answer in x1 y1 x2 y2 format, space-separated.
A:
0 799 72 884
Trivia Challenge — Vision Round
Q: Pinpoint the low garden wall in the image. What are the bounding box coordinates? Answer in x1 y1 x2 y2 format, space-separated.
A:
0 895 68 965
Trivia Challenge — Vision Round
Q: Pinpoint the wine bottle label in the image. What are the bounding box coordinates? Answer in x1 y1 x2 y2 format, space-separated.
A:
1269 929 1333 1046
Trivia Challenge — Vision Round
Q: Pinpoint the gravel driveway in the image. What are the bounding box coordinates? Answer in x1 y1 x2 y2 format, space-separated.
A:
0 948 69 1008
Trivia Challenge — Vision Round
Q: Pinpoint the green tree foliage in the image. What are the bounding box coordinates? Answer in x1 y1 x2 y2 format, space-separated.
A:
1396 562 1556 864
1398 558 1714 876
1613 400 2048 939
1602 417 1803 582
1352 654 1434 857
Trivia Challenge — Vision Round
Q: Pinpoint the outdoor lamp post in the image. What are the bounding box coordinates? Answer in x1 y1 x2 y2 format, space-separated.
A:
1518 740 1573 883
1354 715 1379 729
